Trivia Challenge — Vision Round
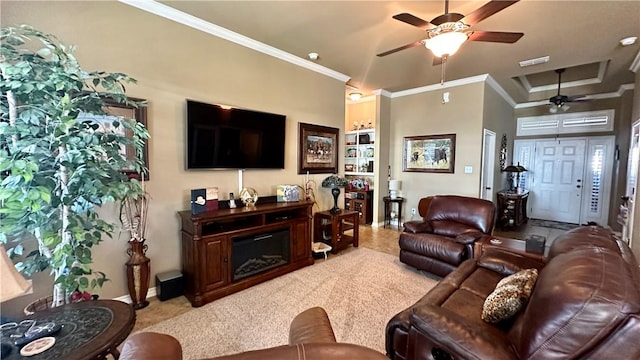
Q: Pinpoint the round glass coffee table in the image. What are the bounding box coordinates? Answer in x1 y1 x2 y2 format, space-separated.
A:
1 300 135 360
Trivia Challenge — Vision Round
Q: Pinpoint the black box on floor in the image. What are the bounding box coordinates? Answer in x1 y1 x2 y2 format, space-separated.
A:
156 270 184 301
525 235 546 255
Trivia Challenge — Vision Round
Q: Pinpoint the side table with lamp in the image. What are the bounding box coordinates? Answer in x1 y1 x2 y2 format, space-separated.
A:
384 179 404 229
314 175 359 254
498 163 529 229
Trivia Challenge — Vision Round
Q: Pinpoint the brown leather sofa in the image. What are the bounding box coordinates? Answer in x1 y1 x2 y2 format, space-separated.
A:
400 195 496 277
120 306 387 360
387 226 640 360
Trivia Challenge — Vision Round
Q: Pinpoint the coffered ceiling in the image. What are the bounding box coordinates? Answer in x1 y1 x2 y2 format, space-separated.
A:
154 1 640 107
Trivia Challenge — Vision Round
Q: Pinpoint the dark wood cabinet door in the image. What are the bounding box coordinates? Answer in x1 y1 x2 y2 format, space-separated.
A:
291 220 310 261
204 235 227 291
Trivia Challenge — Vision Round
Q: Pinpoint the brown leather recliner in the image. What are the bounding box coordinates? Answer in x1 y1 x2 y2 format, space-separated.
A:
120 307 387 360
399 195 496 277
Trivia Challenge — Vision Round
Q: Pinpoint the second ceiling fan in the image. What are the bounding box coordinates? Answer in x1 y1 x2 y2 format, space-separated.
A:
548 68 588 113
377 0 524 65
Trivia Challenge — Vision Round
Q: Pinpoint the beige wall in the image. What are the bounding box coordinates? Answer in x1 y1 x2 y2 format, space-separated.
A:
482 83 517 200
1 1 346 317
389 82 485 219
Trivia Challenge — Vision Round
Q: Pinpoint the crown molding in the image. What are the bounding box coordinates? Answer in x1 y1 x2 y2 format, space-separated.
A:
390 74 488 98
485 74 517 108
372 89 393 98
118 0 350 83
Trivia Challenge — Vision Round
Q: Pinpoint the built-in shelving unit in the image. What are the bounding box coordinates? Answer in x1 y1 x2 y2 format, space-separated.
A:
345 129 375 176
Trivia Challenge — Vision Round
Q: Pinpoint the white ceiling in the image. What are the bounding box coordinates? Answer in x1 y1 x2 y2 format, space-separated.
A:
143 1 640 106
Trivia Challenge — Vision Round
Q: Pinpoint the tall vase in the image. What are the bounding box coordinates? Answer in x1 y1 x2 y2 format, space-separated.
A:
126 239 150 310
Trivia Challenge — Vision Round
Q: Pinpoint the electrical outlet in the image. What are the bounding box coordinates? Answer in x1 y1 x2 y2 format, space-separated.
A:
411 208 416 215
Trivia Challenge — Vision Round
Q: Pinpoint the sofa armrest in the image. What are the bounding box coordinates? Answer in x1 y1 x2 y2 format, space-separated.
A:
215 343 389 360
289 307 336 344
403 220 433 233
453 232 486 245
409 305 517 360
120 332 182 360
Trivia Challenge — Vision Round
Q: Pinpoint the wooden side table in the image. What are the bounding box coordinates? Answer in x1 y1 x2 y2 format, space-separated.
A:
383 197 405 229
474 236 547 262
313 210 359 254
1 300 135 360
496 191 529 229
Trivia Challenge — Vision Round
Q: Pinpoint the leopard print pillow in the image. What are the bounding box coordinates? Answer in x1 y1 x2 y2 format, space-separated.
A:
482 269 539 323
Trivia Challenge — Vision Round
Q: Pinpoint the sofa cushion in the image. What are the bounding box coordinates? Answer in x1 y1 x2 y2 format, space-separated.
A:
516 247 640 359
482 269 538 323
399 232 466 265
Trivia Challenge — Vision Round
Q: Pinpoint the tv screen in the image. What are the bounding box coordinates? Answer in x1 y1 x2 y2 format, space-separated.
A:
186 100 286 169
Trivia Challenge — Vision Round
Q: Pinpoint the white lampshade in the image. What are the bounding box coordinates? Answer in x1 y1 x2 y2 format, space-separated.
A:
424 32 468 58
0 244 32 302
389 180 401 199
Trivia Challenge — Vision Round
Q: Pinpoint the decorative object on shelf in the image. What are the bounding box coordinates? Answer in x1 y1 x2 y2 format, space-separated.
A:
403 134 456 173
190 188 206 214
239 187 259 207
504 163 527 192
348 178 369 191
367 120 373 129
321 175 349 214
121 187 150 310
389 179 402 199
0 244 32 302
229 192 237 208
500 133 508 171
206 187 219 211
298 123 339 174
277 185 300 202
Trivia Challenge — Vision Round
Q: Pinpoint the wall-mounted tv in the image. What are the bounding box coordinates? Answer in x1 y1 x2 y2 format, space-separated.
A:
186 100 286 170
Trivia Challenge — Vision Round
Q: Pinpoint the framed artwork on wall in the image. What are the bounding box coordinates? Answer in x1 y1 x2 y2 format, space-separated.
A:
402 133 456 173
298 122 339 174
79 97 149 180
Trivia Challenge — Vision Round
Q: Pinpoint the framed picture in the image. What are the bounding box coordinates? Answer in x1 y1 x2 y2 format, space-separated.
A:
79 97 149 180
402 134 456 173
298 122 339 174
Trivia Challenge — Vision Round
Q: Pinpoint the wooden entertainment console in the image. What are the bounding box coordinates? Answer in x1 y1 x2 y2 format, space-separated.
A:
178 201 314 307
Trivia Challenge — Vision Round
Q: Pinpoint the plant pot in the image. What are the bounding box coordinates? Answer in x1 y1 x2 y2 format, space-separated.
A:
126 240 150 310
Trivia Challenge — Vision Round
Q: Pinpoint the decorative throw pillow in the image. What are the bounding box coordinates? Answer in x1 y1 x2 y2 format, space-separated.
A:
482 269 539 323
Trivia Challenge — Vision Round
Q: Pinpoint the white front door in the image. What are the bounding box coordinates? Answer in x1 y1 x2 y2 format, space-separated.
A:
480 129 496 200
530 139 586 224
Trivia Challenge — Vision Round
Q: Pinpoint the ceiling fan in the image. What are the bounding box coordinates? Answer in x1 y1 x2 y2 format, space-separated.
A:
548 68 587 113
377 0 523 81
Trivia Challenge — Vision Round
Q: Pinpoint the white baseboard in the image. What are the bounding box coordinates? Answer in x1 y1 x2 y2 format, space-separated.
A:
113 287 157 303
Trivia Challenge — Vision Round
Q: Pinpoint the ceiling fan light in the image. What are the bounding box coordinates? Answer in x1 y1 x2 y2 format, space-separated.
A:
561 103 571 112
424 31 468 58
549 106 558 114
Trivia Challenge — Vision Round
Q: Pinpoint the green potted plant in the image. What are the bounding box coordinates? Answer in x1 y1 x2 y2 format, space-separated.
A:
0 25 149 307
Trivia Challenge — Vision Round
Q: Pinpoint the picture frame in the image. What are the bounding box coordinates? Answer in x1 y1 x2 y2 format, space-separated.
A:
80 97 149 180
402 134 456 173
298 122 339 174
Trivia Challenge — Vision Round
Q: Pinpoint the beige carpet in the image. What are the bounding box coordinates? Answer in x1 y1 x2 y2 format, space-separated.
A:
141 247 438 359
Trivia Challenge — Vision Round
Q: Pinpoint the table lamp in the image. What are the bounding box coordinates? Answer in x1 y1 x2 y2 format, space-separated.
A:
504 163 527 192
389 179 401 199
321 175 348 214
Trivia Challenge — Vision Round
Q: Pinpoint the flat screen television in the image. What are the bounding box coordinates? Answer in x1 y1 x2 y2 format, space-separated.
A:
186 100 286 169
